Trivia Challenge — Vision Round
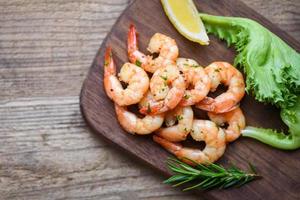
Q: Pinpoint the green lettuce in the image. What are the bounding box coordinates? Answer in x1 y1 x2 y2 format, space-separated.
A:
199 14 300 150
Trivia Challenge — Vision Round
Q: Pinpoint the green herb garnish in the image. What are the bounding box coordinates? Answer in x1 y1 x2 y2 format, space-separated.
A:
183 94 190 99
147 103 152 114
164 158 260 191
176 115 183 121
135 60 142 67
214 68 221 72
104 60 109 67
160 75 168 81
183 127 189 132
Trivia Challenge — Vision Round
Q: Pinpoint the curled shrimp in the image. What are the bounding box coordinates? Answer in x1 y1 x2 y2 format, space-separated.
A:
155 106 194 142
103 47 149 106
139 64 185 114
176 58 211 106
196 62 245 113
153 120 226 165
128 24 178 73
114 104 164 135
208 107 246 142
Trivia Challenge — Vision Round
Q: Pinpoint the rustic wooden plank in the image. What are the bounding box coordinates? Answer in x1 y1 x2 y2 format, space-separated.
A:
0 0 299 199
243 0 300 40
0 0 131 100
0 97 199 200
0 0 299 99
80 0 300 199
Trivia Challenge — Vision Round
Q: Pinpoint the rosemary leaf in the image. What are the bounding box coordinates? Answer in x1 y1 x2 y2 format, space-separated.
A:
178 163 201 174
169 165 198 176
222 179 241 189
163 174 188 184
173 176 196 187
183 178 212 191
208 163 226 173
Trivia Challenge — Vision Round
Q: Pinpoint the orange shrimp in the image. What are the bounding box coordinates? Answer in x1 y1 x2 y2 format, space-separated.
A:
103 47 149 106
139 64 185 114
153 120 226 165
155 106 194 142
115 104 164 135
128 24 178 73
208 107 246 142
176 58 211 106
196 62 245 113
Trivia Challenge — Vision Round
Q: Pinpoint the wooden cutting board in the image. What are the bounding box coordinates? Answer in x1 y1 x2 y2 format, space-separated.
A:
80 0 300 199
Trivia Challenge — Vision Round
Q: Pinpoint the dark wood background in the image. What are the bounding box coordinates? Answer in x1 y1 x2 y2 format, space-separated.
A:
1 0 299 199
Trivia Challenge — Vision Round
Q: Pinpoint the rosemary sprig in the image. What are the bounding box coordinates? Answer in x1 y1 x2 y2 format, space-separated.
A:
164 158 260 191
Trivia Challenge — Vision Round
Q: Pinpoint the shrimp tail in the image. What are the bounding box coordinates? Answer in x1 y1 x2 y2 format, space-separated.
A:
153 135 182 154
214 103 240 114
114 103 124 115
128 24 138 63
139 103 162 115
196 97 215 111
179 99 189 107
104 46 116 76
197 97 239 113
114 104 136 134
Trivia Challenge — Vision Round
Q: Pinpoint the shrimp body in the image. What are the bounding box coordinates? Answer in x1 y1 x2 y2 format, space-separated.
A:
153 120 226 165
156 106 194 142
191 120 226 163
115 104 164 135
104 47 149 106
196 62 245 113
208 107 246 142
128 24 178 73
147 33 179 66
140 64 185 114
176 58 211 106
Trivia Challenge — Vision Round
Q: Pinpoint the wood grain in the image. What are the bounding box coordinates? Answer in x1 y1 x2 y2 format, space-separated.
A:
0 0 299 199
80 0 300 199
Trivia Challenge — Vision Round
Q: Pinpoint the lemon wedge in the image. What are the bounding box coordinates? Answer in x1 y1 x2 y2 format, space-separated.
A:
161 0 209 45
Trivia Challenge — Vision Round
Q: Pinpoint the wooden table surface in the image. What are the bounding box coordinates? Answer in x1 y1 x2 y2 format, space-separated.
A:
1 0 299 199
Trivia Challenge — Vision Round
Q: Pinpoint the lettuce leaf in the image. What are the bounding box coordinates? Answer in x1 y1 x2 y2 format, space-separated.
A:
200 14 300 149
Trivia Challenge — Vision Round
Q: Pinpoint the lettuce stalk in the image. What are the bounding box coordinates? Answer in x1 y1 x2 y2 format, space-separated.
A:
242 97 300 150
199 14 300 150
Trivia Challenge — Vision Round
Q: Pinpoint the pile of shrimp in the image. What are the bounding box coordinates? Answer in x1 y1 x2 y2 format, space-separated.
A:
103 24 246 166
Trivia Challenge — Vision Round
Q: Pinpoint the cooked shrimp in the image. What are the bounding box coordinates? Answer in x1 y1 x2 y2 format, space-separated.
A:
114 104 164 135
153 120 226 165
155 106 193 142
196 62 245 113
104 47 149 106
176 58 211 106
208 107 246 142
147 32 179 65
128 24 178 73
139 64 185 114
